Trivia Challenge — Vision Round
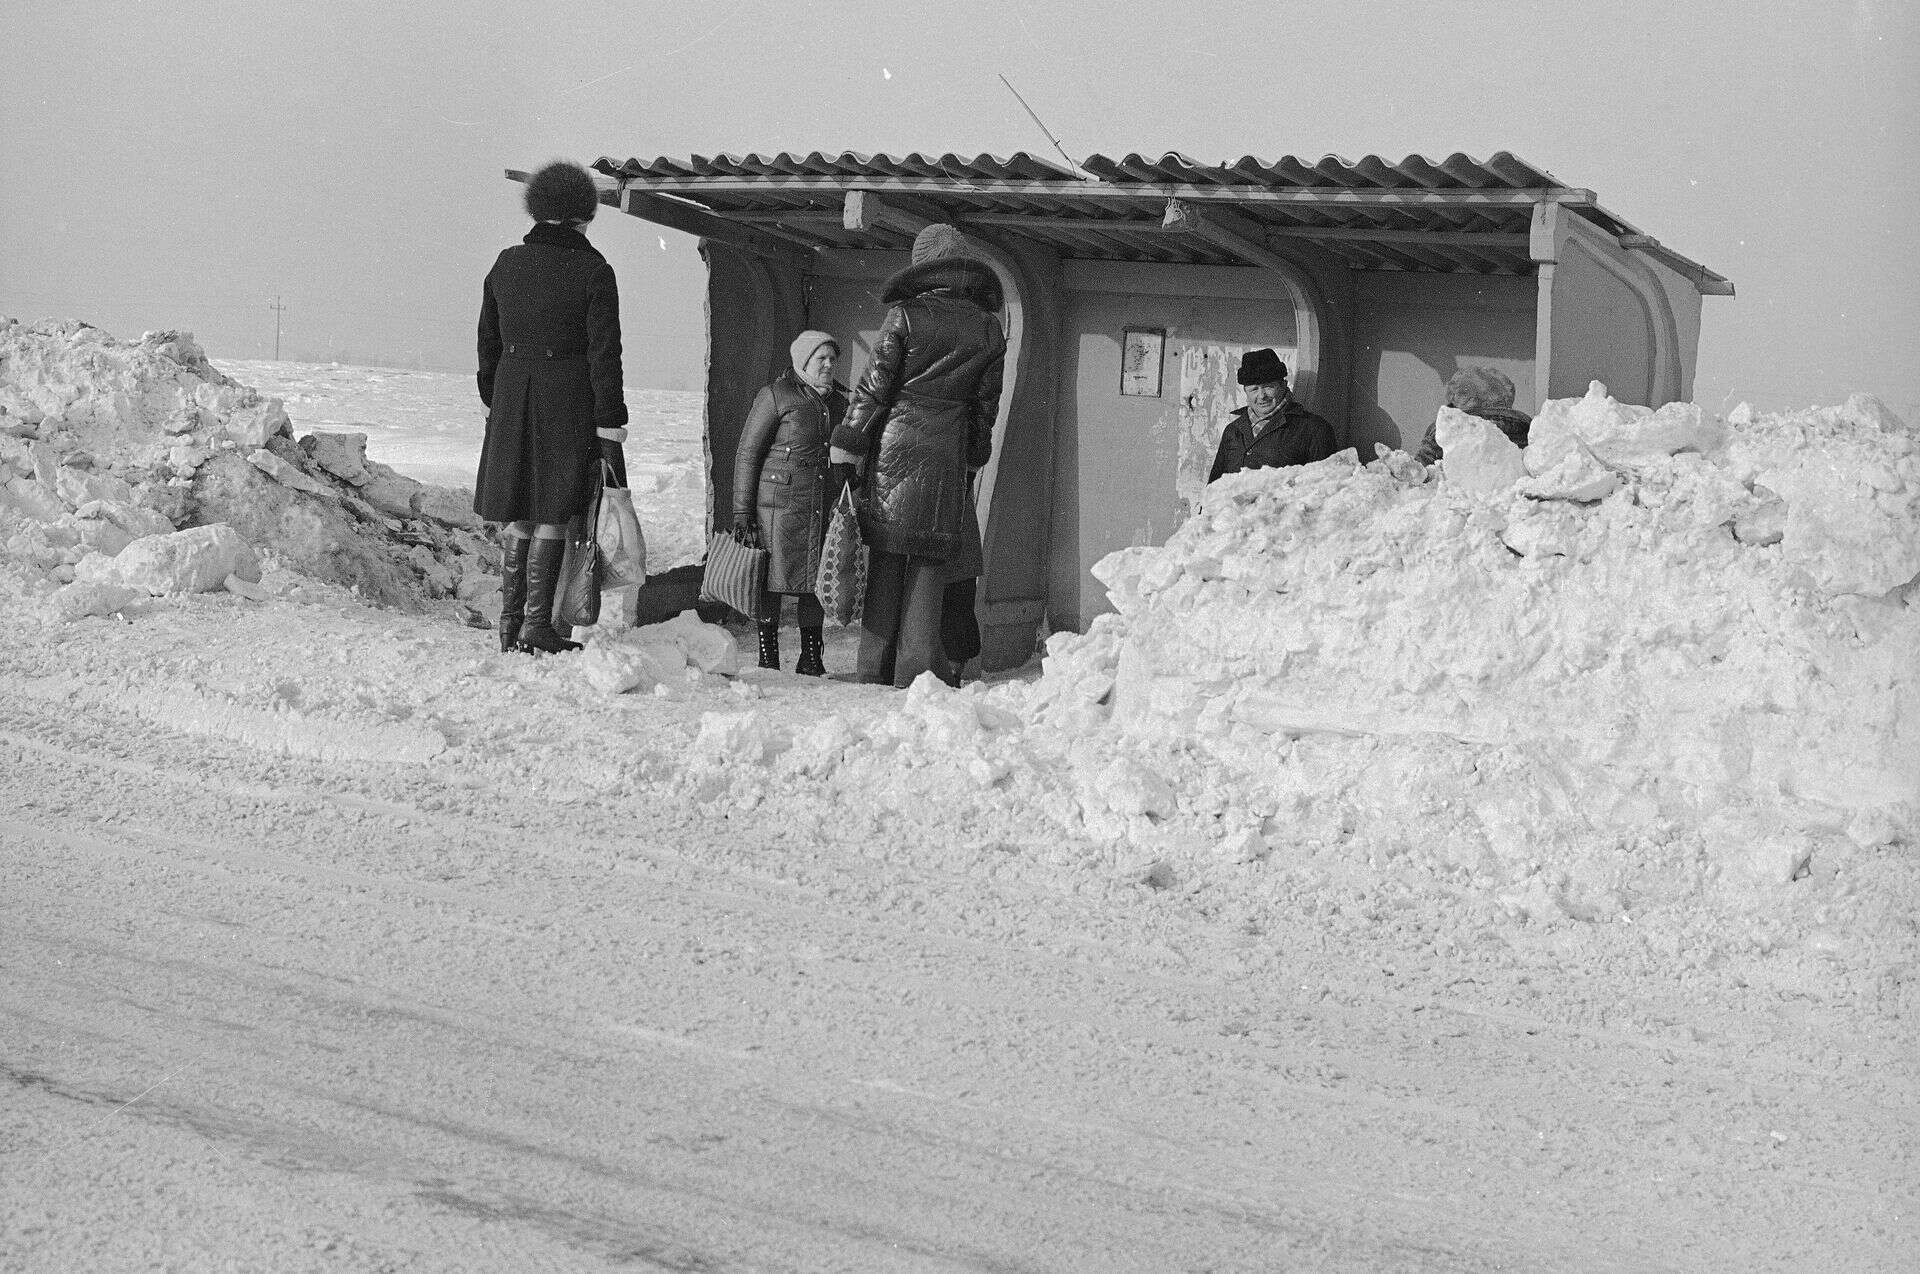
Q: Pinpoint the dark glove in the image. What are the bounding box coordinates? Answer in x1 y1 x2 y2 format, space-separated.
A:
732 512 762 549
598 436 628 489
827 462 862 504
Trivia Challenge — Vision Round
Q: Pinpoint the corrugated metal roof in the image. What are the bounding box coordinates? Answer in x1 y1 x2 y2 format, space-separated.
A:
584 151 1728 291
597 150 1082 183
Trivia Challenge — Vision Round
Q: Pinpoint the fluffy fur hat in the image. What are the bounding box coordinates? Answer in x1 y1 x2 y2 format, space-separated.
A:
1445 366 1517 412
524 161 599 224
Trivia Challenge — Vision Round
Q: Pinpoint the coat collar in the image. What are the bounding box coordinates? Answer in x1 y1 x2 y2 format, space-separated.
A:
778 367 846 402
879 257 1004 311
1238 398 1305 437
523 221 604 258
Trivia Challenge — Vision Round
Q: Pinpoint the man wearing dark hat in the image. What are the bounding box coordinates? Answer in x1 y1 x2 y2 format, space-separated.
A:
1206 348 1340 482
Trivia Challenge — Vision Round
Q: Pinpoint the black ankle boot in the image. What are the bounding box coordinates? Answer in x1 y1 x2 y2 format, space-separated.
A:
756 619 781 671
516 537 583 654
497 535 529 653
795 624 825 676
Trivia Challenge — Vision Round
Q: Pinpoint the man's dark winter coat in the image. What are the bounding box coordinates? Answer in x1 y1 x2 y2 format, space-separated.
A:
473 223 627 524
830 257 1005 575
1206 399 1341 483
732 369 848 594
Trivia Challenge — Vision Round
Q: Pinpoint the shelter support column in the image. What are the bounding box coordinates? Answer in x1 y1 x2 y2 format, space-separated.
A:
1529 200 1561 412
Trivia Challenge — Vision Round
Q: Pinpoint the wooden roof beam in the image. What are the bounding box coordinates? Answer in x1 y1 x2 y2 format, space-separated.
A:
615 174 1597 209
734 207 1530 256
1262 226 1529 249
843 190 937 238
624 190 818 266
505 171 814 270
1161 197 1303 276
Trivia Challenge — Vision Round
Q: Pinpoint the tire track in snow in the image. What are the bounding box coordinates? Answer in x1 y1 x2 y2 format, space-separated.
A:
5 672 1914 1270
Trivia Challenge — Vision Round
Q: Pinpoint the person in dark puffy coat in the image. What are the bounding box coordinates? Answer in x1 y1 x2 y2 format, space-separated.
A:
474 159 628 655
1413 366 1532 468
732 330 848 676
829 224 1005 688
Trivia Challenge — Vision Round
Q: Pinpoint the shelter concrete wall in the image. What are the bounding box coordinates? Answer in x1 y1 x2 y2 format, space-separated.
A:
1047 260 1307 630
1548 233 1657 405
1347 273 1536 452
701 243 807 535
1637 251 1706 403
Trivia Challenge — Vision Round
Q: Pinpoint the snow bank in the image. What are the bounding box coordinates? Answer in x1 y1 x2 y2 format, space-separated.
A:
6 327 1913 964
1091 386 1915 802
0 318 497 620
707 383 1915 947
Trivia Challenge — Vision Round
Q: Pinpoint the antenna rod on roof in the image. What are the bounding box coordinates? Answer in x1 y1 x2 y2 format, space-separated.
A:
998 74 1092 180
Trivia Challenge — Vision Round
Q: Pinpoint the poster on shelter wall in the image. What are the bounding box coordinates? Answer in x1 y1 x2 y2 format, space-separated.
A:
1175 342 1296 516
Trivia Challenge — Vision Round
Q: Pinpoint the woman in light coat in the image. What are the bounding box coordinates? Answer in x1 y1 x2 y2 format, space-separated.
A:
732 331 847 675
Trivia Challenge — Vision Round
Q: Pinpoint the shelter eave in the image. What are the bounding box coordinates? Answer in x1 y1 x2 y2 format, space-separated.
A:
500 150 1730 291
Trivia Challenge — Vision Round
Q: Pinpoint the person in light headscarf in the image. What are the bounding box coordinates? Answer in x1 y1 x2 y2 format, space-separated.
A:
1414 366 1532 468
731 330 848 675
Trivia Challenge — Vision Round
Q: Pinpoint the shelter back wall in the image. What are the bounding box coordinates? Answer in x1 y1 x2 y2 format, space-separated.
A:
1346 272 1536 455
1049 263 1303 629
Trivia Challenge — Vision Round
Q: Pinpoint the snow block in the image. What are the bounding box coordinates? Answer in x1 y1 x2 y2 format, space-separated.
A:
1435 408 1526 496
74 523 261 595
247 448 334 497
1528 381 1723 475
46 578 142 621
301 431 372 485
55 467 135 509
220 398 291 448
1 474 65 522
359 468 424 518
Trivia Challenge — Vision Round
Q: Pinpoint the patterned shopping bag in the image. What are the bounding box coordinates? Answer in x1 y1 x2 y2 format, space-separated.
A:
814 486 868 627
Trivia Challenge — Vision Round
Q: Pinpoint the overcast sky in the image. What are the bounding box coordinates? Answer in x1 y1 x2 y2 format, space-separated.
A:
5 0 1915 413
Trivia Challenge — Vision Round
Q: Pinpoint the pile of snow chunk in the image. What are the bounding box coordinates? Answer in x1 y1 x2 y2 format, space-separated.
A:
577 612 740 694
1007 384 1916 915
0 317 497 619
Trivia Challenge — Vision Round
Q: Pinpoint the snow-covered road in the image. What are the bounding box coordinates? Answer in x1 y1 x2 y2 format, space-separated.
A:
4 601 1912 1272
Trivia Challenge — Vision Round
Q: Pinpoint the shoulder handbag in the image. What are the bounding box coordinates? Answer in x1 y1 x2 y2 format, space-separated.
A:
700 529 769 620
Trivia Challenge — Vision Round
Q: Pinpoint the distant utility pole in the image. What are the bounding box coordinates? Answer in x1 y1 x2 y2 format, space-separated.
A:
268 294 289 360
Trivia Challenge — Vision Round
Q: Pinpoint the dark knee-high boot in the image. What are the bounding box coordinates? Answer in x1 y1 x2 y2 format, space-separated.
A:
795 625 825 676
756 619 781 671
515 536 582 654
496 535 529 653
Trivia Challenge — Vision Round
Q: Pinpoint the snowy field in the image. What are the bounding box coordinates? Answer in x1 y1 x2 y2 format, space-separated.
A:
215 357 712 574
3 319 1918 1271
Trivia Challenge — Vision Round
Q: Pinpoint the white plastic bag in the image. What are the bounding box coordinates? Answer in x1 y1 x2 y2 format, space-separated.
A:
596 484 647 589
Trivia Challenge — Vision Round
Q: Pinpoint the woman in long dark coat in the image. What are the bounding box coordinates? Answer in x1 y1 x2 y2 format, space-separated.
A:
829 224 1004 688
474 160 628 654
731 330 847 675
